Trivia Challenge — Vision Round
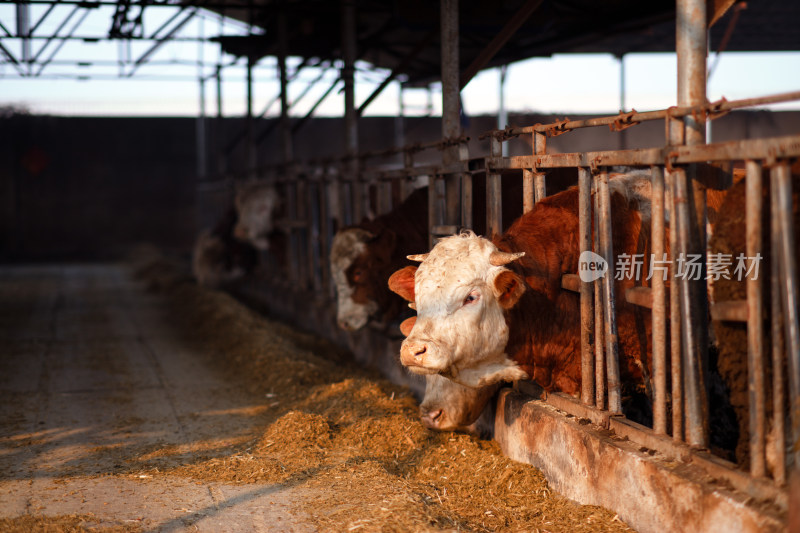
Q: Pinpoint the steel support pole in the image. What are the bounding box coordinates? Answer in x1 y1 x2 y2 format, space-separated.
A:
593 190 606 410
498 66 508 157
676 0 707 147
440 0 461 226
277 9 293 166
770 169 787 485
487 136 503 239
669 171 684 442
16 2 30 74
651 165 668 435
215 66 226 176
773 163 800 473
579 167 595 405
745 160 766 477
197 76 207 180
597 170 622 414
341 0 361 222
246 56 255 178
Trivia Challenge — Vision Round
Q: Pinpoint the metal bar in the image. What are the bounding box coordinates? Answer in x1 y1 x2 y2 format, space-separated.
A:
342 0 361 224
745 160 766 477
594 190 606 410
596 170 622 414
770 170 787 485
215 66 226 176
428 175 438 249
286 180 299 285
534 173 546 203
651 165 668 435
458 0 543 89
246 57 255 177
486 134 800 170
0 41 25 76
487 136 503 239
358 27 437 116
441 0 461 226
673 167 709 447
291 78 341 134
669 170 684 442
30 4 79 64
16 1 31 70
579 167 595 406
773 162 800 471
676 0 707 146
277 8 292 166
29 2 57 36
0 18 13 38
461 173 473 230
34 8 90 77
319 177 332 296
522 169 534 213
127 8 197 77
500 91 800 139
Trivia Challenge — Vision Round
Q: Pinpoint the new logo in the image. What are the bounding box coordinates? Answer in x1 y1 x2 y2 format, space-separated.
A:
579 251 608 282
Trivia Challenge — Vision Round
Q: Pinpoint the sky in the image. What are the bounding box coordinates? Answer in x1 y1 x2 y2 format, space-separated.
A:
1 4 800 119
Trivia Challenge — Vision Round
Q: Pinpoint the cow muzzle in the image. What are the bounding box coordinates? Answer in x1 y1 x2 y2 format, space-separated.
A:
399 338 441 373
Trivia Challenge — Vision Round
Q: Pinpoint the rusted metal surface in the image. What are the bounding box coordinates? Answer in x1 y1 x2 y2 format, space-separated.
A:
669 171 684 443
650 164 668 433
487 136 503 238
746 161 767 478
522 169 534 213
770 167 788 486
596 171 622 414
676 0 707 146
578 168 595 406
673 167 709 448
494 389 787 533
593 199 606 411
460 173 473 230
772 162 800 472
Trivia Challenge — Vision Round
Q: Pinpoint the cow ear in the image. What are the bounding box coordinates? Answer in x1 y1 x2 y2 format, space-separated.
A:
388 265 417 302
492 270 526 309
399 316 416 337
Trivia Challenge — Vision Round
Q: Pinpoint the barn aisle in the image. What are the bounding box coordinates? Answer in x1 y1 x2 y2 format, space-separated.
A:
0 263 316 532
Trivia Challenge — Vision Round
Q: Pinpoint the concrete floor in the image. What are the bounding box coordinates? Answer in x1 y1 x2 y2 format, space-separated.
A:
0 264 316 532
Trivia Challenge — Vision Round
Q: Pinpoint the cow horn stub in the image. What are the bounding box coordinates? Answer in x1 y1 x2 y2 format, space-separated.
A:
489 250 525 266
407 253 429 262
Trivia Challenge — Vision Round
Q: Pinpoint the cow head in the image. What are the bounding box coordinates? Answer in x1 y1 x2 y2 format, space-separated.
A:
388 232 529 388
330 227 397 331
420 374 500 432
233 182 280 250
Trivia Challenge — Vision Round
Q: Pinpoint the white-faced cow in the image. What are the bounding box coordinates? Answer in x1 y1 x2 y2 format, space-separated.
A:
233 181 281 251
192 208 259 288
389 175 655 396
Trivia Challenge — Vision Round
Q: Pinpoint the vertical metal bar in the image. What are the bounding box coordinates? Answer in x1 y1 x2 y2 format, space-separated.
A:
673 167 709 447
651 165 668 435
676 0 707 147
579 168 595 405
618 54 627 151
428 175 439 249
487 136 503 239
319 175 332 296
461 173 473 230
770 171 787 485
498 65 508 157
773 162 800 472
441 0 461 226
594 190 606 410
395 82 405 164
342 0 360 223
197 79 207 180
669 170 684 441
277 9 293 166
286 180 298 285
16 2 31 73
309 180 322 291
534 173 546 203
403 151 414 202
597 170 622 414
215 66 226 177
297 177 309 289
746 160 766 477
246 57 255 178
522 169 534 214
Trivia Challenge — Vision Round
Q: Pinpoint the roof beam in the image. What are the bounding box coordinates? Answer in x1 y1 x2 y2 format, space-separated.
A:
16 2 31 73
357 26 437 117
0 41 26 75
459 0 544 89
35 8 92 76
31 5 81 64
126 8 198 77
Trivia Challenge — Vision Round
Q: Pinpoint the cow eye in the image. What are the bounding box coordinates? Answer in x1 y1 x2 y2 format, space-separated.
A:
352 269 365 282
463 291 480 306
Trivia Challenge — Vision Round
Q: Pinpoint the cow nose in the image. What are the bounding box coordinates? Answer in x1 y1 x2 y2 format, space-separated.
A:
420 408 444 429
413 344 427 357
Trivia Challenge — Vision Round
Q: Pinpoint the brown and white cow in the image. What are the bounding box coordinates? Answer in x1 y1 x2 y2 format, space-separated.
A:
233 181 281 251
331 186 429 331
389 175 655 393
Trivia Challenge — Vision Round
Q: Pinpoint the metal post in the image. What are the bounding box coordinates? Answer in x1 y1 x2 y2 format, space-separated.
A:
246 56 255 178
277 9 293 166
341 0 361 223
215 65 226 177
594 190 606 410
669 170 684 442
618 54 627 150
579 167 595 405
773 162 800 472
745 160 766 477
395 82 405 162
676 0 707 147
533 131 547 202
770 169 787 485
596 170 622 414
523 169 534 213
673 167 709 447
197 79 207 180
487 136 503 239
651 165 668 435
498 65 508 157
461 173 473 230
16 2 30 74
441 0 461 226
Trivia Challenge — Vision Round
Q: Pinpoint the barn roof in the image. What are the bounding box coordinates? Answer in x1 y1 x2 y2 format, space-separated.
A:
207 0 800 86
